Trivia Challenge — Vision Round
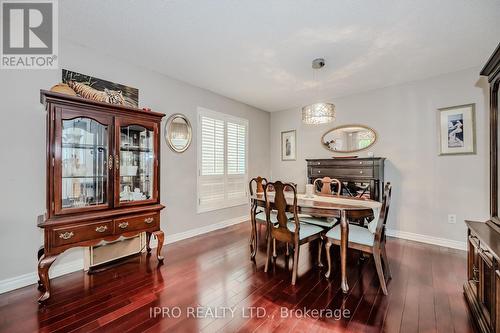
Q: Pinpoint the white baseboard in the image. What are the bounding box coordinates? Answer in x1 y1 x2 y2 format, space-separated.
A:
386 229 466 251
0 259 84 295
165 215 247 245
0 215 248 295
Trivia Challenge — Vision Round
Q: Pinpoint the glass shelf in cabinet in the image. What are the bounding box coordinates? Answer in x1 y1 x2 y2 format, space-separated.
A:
62 143 107 150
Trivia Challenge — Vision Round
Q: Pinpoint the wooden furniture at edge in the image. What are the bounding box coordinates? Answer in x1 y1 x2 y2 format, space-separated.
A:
464 42 500 333
306 158 385 201
37 90 166 303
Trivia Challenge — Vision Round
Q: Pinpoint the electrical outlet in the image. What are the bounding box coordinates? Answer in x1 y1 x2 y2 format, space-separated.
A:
447 214 457 224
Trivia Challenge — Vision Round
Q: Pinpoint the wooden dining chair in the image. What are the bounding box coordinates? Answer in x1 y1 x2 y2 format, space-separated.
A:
263 181 324 285
324 182 393 295
313 177 342 195
299 177 342 229
249 177 268 260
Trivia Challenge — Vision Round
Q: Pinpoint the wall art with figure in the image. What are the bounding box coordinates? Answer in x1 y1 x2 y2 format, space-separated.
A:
438 104 475 155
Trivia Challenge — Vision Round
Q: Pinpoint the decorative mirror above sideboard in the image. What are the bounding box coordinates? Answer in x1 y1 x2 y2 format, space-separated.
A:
165 113 192 153
321 124 377 153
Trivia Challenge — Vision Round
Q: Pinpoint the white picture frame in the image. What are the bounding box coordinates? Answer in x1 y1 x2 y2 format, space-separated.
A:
281 130 296 161
438 103 476 155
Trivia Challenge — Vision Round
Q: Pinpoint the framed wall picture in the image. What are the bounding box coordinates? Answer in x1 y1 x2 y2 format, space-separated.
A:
62 69 139 107
438 103 476 155
281 130 297 161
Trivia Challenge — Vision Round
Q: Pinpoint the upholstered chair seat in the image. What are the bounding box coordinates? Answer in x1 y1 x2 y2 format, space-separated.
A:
326 224 374 246
284 222 324 240
299 216 338 228
256 211 293 224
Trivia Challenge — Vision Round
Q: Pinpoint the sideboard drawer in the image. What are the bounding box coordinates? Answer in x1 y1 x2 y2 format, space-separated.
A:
309 160 374 167
312 167 374 178
114 213 159 233
52 220 113 247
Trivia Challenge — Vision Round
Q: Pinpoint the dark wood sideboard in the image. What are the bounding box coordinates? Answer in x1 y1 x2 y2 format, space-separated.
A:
37 90 166 302
464 42 500 333
306 158 385 201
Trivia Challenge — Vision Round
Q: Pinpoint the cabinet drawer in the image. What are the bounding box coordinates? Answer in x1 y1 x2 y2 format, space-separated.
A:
309 160 374 167
52 220 113 247
312 167 374 178
114 213 159 233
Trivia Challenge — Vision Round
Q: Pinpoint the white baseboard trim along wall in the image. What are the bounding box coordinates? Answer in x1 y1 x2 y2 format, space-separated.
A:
0 218 465 294
386 229 466 251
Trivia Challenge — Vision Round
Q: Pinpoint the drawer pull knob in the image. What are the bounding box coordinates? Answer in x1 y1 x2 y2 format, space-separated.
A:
317 162 321 165
95 225 108 233
359 161 362 164
59 231 74 240
144 217 154 224
359 171 363 174
118 222 129 229
318 170 321 174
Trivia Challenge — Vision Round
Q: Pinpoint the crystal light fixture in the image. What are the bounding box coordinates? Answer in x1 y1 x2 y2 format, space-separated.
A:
302 58 336 125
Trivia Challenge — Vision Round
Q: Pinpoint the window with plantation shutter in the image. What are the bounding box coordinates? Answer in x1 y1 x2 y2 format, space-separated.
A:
197 107 248 213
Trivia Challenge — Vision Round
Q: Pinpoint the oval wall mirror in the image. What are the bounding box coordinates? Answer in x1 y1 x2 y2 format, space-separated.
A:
165 113 192 153
321 125 377 153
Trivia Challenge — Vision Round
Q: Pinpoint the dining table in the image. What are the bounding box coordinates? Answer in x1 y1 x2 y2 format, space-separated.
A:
250 191 382 293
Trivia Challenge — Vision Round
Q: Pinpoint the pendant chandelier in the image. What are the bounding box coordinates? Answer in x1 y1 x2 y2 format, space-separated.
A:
302 58 336 125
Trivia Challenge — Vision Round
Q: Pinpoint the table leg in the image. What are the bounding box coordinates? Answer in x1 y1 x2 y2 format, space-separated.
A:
340 210 349 293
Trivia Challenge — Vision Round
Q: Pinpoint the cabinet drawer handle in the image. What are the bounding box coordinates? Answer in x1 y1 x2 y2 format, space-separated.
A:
318 170 321 174
359 161 363 164
359 171 363 174
118 222 129 229
144 217 154 224
95 225 108 233
59 231 74 240
317 162 321 165
115 155 120 170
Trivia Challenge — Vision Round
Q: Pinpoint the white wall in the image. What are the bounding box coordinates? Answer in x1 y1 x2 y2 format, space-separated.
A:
0 40 270 282
270 67 490 244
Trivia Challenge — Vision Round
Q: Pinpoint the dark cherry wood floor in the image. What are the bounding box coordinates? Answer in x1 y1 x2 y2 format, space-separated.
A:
0 222 476 333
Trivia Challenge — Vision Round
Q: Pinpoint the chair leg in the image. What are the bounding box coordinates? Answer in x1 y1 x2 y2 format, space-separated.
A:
286 242 290 256
325 241 332 278
381 244 392 279
273 238 277 258
264 234 272 273
373 250 388 295
317 238 324 267
292 243 300 285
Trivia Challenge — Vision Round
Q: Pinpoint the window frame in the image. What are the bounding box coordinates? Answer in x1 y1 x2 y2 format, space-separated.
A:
197 107 249 213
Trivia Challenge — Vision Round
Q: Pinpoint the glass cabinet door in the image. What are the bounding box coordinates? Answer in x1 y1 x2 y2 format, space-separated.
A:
117 121 157 205
57 115 112 213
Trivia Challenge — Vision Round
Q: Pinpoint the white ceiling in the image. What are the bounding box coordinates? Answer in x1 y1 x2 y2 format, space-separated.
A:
60 0 500 112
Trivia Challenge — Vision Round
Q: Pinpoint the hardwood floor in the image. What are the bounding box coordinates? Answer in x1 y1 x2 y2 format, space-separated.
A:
0 223 476 333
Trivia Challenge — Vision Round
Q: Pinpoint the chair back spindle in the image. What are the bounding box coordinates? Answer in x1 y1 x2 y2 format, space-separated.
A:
264 181 299 244
249 176 268 196
313 177 342 195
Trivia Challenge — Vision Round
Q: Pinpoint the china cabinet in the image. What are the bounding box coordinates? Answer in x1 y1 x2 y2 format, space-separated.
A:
37 90 165 302
464 42 500 333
